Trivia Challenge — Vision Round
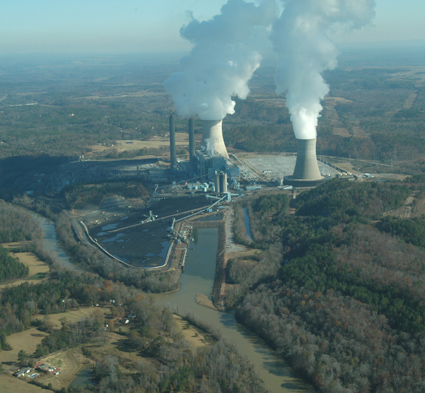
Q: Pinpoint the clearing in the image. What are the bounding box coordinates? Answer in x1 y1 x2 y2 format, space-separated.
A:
0 328 49 365
0 250 50 290
87 133 190 157
0 374 48 393
33 307 110 329
174 315 210 349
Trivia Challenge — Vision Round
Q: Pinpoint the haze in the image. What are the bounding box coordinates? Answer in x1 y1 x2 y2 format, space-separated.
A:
1 0 425 54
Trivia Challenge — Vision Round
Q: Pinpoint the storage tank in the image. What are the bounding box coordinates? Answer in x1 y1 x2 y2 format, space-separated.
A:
215 171 221 193
220 172 228 193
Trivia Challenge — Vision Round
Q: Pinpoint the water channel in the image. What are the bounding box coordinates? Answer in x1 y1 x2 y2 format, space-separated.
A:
35 215 314 393
243 207 254 241
157 227 313 393
31 213 83 273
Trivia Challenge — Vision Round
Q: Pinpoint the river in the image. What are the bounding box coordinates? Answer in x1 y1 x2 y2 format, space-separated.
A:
36 215 314 393
31 213 83 272
156 227 314 393
243 207 253 241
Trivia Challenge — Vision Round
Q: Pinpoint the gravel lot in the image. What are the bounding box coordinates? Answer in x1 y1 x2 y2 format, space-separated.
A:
245 155 340 180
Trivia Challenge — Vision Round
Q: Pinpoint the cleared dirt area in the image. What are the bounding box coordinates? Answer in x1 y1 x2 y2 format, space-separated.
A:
384 191 425 219
196 293 218 311
0 327 49 364
0 251 50 290
227 249 262 259
82 90 167 100
403 91 418 109
0 374 49 393
333 161 357 173
173 315 209 350
89 133 189 155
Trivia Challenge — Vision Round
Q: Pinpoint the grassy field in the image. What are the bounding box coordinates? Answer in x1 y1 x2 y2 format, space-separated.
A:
1 306 210 391
88 132 191 157
0 374 49 393
0 250 50 290
33 307 110 330
0 328 49 365
0 308 109 365
0 307 109 391
38 330 149 390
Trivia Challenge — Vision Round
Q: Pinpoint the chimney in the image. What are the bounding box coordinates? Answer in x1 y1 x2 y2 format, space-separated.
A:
189 118 196 171
285 138 323 186
202 120 229 159
215 171 221 193
169 115 177 170
220 172 228 193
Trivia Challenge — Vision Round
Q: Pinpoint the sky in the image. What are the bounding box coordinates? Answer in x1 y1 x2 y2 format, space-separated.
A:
1 0 425 54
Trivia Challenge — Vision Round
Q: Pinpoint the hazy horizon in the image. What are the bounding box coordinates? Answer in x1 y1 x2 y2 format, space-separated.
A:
1 39 424 69
2 0 425 54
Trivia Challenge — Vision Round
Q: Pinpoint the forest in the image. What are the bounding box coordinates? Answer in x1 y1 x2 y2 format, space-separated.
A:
229 178 425 393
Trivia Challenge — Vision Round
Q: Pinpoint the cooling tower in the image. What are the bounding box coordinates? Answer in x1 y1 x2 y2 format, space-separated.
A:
188 118 196 171
169 115 177 170
285 138 324 187
202 120 229 159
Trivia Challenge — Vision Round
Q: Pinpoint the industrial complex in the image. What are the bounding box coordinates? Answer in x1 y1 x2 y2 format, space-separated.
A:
18 112 348 274
60 114 344 273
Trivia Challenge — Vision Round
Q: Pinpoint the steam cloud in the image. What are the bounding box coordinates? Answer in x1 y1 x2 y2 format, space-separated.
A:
164 0 276 121
272 0 375 140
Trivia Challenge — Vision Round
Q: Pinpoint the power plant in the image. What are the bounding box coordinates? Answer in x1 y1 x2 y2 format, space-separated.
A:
284 138 325 187
168 116 238 189
167 115 335 192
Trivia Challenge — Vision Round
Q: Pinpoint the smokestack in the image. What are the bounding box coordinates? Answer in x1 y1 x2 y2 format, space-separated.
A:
189 118 196 171
220 172 228 193
202 120 229 159
169 115 177 170
285 138 324 186
215 171 221 193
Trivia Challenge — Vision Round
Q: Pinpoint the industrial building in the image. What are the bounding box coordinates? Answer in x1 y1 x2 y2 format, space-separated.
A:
169 115 332 190
169 117 239 190
194 149 239 183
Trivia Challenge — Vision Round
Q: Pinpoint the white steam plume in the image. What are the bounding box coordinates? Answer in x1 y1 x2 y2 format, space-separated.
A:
165 0 276 121
272 0 375 140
